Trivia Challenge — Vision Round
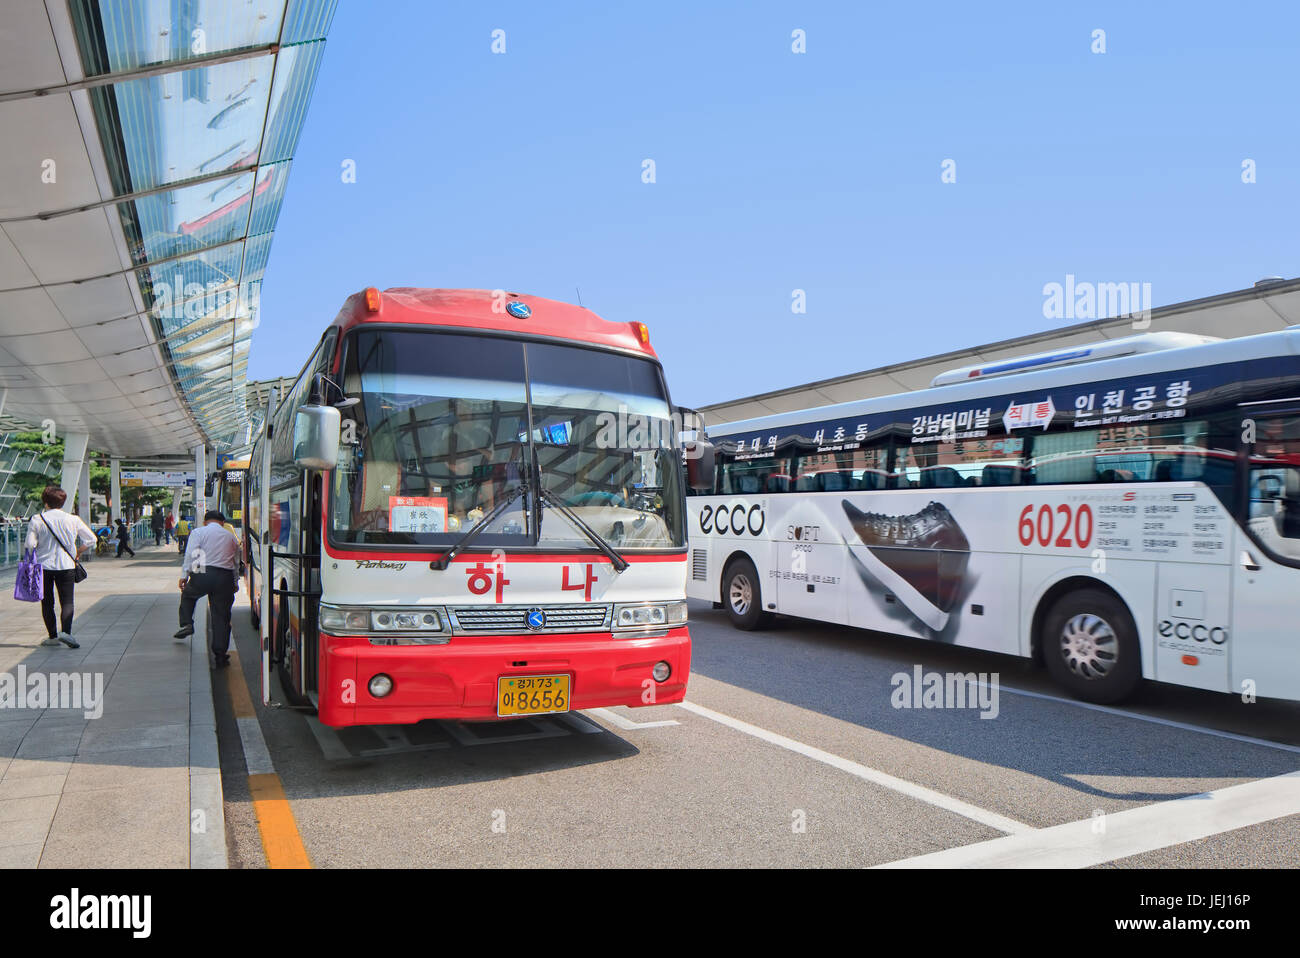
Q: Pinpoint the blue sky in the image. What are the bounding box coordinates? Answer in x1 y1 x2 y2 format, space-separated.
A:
251 0 1300 408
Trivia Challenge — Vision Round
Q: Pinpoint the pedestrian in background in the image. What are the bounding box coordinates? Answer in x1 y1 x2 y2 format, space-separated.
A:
151 509 164 546
174 510 241 667
175 515 190 553
164 512 174 544
26 486 94 648
114 518 135 558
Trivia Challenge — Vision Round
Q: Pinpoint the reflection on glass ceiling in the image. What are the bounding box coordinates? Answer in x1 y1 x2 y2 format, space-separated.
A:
66 0 337 449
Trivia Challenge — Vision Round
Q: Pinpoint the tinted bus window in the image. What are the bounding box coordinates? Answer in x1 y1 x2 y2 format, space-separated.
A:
719 455 791 495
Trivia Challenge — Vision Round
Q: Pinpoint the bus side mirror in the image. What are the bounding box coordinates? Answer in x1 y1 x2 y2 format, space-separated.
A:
293 404 341 470
684 440 716 491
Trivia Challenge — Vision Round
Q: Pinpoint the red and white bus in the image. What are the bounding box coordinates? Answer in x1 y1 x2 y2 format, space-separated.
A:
686 329 1300 704
247 287 691 727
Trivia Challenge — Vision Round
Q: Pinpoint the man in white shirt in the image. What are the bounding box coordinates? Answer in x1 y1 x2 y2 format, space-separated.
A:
174 509 242 667
25 485 96 647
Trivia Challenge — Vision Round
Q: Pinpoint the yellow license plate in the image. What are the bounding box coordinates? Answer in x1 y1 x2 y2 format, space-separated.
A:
497 674 570 716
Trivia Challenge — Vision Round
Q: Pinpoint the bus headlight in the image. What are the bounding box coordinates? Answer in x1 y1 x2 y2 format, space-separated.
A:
371 609 443 632
319 605 370 631
320 604 447 643
613 600 688 630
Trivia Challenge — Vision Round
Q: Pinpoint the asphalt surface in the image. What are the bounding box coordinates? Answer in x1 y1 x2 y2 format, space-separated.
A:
213 595 1300 868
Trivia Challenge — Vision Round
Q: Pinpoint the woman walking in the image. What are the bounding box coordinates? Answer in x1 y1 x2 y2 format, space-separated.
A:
26 485 95 648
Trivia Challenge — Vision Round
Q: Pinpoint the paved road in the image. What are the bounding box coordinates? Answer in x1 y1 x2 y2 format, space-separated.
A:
214 597 1300 868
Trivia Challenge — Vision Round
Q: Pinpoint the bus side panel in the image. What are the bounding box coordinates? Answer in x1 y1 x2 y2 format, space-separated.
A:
833 488 1022 651
1152 558 1230 692
685 499 717 603
687 496 777 609
1020 557 1158 681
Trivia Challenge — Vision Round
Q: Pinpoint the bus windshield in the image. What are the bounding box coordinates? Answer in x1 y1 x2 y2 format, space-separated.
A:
331 328 685 550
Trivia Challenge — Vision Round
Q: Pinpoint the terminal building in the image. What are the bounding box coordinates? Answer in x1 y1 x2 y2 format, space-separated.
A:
698 278 1300 429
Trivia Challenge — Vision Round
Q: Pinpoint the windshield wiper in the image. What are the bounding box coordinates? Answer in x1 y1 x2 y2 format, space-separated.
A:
538 487 629 573
429 480 529 571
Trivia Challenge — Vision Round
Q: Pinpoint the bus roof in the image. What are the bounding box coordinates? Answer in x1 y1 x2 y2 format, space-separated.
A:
329 288 658 359
708 326 1300 439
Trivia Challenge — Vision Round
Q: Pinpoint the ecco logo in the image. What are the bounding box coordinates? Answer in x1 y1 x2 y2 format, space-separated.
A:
1158 620 1228 644
699 503 764 536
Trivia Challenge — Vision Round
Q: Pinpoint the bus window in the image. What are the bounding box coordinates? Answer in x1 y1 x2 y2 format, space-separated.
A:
1028 417 1233 490
1247 416 1300 561
893 435 1024 487
719 454 790 495
795 445 888 491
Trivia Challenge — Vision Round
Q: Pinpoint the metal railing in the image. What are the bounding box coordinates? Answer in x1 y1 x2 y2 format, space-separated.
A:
0 515 167 568
0 518 25 569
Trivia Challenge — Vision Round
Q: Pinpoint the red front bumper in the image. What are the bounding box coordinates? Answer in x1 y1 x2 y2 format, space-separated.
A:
316 627 691 728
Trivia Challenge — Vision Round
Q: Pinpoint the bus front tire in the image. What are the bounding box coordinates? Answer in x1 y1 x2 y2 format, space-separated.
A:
1041 588 1141 704
723 557 771 631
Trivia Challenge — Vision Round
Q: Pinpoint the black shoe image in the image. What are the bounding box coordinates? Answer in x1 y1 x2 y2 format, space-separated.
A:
842 499 971 631
174 624 194 639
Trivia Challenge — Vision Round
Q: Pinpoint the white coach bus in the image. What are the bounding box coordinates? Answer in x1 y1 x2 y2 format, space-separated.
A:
684 329 1300 704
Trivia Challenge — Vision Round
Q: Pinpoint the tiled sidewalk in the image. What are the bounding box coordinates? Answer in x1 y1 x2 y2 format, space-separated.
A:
0 544 226 868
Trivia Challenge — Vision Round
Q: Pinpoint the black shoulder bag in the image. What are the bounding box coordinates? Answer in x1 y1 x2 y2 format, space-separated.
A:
41 514 88 583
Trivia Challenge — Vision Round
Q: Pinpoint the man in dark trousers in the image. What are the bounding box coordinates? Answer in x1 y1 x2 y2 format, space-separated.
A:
174 509 241 667
114 518 135 557
151 509 164 545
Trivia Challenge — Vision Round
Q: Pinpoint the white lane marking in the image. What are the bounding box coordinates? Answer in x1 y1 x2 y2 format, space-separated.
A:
677 700 1033 835
586 707 680 731
304 716 352 761
975 681 1300 755
877 769 1300 868
236 716 275 776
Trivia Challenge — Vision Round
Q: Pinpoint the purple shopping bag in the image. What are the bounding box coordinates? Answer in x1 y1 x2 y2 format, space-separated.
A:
13 551 44 603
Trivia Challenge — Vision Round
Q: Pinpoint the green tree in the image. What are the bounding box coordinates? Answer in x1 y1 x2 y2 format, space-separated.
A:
7 436 116 520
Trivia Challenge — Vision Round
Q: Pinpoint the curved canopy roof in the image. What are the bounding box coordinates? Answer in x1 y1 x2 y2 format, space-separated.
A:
0 0 337 456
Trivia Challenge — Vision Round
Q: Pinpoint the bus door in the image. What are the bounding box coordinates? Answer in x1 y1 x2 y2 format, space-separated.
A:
302 473 323 697
1231 409 1300 701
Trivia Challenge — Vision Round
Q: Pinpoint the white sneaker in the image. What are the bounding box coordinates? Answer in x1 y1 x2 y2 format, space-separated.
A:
58 633 80 649
41 637 60 647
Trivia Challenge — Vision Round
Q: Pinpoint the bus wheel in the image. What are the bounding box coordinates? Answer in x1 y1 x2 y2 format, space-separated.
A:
723 557 770 631
1041 588 1141 704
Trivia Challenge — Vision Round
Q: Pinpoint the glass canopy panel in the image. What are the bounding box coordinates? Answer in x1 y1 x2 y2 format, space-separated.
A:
281 0 339 44
69 0 287 76
246 161 291 237
104 55 275 193
240 233 274 280
260 41 327 163
122 171 256 267
140 240 246 331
